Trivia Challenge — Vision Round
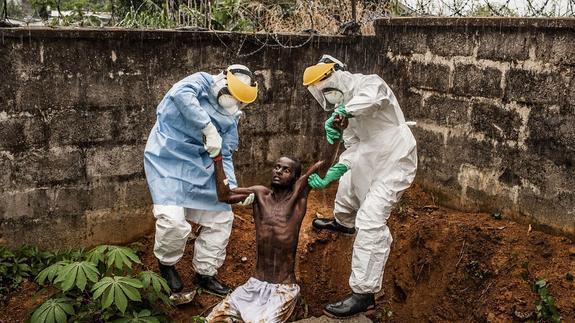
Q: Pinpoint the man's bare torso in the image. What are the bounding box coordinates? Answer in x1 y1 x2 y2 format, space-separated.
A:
250 185 310 284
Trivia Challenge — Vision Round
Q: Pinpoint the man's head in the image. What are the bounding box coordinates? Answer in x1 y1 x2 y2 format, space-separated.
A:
271 156 302 189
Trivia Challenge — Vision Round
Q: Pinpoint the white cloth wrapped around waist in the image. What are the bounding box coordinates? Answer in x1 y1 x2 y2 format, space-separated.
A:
206 277 300 323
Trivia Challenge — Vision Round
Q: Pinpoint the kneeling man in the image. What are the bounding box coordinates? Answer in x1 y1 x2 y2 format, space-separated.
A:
206 154 324 322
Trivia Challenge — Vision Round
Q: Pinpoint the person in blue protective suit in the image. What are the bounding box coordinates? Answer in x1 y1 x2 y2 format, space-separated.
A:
144 64 258 297
303 55 418 317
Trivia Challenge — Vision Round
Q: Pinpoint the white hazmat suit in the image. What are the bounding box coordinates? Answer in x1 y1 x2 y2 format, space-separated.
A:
309 65 418 294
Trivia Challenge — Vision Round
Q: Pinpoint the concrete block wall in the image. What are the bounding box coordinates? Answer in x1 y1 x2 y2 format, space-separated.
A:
0 29 377 249
1 18 574 248
375 18 575 237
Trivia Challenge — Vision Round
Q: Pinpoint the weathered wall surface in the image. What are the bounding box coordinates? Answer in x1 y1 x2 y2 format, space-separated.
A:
1 18 574 249
0 29 378 249
375 18 575 237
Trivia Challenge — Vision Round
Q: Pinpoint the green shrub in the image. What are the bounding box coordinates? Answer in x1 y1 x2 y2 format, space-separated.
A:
0 245 62 302
532 279 561 323
30 245 171 323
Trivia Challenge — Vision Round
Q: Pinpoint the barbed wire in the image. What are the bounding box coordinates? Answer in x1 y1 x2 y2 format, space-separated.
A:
1 0 573 32
401 0 575 16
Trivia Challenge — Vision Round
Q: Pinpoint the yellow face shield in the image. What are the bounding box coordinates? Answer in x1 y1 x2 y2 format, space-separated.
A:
226 70 258 104
302 63 336 86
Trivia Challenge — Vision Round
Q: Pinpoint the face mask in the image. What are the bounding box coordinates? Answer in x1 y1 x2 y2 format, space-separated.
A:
323 88 344 105
218 94 240 115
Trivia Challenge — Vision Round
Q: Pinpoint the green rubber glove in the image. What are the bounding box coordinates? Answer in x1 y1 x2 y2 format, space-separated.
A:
334 104 353 118
308 163 349 189
324 114 341 144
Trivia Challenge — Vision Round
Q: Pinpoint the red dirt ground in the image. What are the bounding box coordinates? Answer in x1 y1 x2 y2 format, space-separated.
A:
2 184 574 322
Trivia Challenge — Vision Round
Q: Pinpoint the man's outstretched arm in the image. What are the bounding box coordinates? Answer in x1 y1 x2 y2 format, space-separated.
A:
213 155 258 204
292 160 325 198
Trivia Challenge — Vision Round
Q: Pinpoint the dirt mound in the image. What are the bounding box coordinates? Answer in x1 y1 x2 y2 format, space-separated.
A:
165 184 574 322
2 185 574 322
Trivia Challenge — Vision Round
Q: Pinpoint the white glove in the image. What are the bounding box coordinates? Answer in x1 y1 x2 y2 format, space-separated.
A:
201 123 222 158
236 193 255 206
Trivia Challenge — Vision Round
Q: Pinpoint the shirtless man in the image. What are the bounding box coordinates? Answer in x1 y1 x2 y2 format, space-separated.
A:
206 155 324 322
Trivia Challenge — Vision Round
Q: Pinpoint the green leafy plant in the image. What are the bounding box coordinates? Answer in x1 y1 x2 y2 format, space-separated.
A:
531 279 561 323
30 297 75 323
31 245 170 323
92 276 143 313
113 309 162 323
54 261 100 291
0 245 62 302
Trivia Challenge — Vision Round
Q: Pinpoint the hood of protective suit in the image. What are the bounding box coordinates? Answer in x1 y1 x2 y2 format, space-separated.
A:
307 70 355 111
210 64 257 116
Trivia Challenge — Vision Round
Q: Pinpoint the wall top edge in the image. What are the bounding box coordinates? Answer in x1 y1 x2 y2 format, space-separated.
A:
375 17 575 30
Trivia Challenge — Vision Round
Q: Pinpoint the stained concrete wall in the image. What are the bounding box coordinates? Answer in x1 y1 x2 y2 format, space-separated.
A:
1 18 574 249
0 28 378 249
375 18 575 237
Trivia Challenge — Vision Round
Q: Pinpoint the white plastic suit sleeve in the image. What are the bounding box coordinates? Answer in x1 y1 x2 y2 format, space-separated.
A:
338 126 360 169
170 82 211 131
344 75 389 117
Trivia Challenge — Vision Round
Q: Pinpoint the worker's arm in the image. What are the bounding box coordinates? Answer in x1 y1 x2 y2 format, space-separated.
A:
316 114 348 177
308 114 351 190
213 154 260 204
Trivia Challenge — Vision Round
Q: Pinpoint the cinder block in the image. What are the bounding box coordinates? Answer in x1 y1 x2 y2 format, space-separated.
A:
266 135 294 164
0 119 25 150
506 69 569 104
23 117 47 147
378 55 409 90
525 105 575 168
265 104 289 134
15 74 82 112
410 127 444 164
518 188 575 231
85 76 150 108
453 64 502 98
13 147 84 185
470 102 522 141
424 95 470 126
0 189 49 220
400 89 424 120
121 180 152 208
476 31 531 61
379 28 428 55
444 135 494 169
0 117 46 151
86 145 144 178
238 105 267 136
535 31 575 66
88 182 122 210
49 110 115 145
409 61 451 92
117 107 156 143
48 186 90 215
427 30 475 57
269 70 295 104
0 154 13 191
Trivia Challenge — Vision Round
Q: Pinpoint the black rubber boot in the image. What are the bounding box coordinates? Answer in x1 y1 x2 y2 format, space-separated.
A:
324 293 375 318
193 273 231 296
158 262 183 293
312 218 356 235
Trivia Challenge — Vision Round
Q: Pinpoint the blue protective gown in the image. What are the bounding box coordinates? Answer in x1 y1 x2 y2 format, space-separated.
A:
144 72 239 212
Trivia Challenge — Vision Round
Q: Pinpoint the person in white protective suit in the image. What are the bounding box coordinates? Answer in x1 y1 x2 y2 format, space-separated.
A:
303 55 418 317
144 64 258 296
